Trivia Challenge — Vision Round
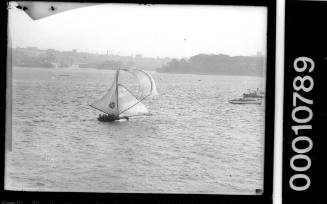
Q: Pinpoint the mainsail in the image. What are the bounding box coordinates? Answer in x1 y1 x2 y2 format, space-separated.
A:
90 70 119 116
90 69 158 117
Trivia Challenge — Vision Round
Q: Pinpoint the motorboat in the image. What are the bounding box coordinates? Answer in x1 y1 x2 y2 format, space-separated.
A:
242 89 265 98
228 97 262 104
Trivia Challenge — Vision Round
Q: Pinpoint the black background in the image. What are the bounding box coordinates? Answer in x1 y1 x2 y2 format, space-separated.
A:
283 1 327 203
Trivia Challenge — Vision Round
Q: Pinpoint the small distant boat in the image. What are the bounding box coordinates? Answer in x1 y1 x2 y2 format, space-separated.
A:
243 88 265 98
89 68 158 121
228 98 262 104
58 74 71 77
229 88 264 104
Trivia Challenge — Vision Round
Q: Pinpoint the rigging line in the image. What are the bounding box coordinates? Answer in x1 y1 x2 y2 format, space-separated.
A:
89 104 109 114
118 83 139 99
84 105 101 110
118 93 151 115
115 69 120 113
120 68 142 98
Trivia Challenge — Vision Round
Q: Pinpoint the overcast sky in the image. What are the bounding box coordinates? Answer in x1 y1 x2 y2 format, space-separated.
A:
9 3 267 58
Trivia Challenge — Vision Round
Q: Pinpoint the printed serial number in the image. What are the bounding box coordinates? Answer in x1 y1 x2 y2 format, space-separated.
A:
289 56 314 191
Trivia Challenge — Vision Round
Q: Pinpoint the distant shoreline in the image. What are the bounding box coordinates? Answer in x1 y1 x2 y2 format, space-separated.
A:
13 66 265 78
156 54 266 77
156 70 265 77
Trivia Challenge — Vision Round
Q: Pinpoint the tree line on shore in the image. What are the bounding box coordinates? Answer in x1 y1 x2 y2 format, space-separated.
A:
157 54 265 76
11 47 265 76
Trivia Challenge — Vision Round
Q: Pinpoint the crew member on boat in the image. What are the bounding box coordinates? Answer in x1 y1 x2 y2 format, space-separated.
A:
98 114 129 122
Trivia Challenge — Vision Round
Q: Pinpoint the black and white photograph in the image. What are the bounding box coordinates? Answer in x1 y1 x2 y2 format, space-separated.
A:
5 2 268 195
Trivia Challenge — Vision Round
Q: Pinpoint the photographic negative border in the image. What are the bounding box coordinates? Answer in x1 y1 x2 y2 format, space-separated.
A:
1 0 276 203
283 1 327 203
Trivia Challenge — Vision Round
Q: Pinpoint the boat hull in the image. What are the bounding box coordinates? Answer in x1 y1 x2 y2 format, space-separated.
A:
97 117 128 122
97 114 129 122
228 99 262 104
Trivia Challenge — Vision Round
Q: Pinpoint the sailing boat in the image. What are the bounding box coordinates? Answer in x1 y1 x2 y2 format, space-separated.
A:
89 68 158 121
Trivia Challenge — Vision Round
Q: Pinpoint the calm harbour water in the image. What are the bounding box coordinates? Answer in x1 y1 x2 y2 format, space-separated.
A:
6 67 265 194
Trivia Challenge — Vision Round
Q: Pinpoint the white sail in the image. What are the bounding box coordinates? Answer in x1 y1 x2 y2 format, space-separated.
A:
117 85 149 117
90 71 119 116
121 69 158 99
90 68 158 118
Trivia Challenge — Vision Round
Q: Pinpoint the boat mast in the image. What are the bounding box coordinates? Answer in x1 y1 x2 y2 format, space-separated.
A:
115 69 120 116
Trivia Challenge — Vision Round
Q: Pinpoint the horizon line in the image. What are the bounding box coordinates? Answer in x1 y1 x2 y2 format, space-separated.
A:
12 45 266 59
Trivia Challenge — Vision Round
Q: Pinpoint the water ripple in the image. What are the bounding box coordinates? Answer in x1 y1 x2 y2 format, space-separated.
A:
7 67 265 194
